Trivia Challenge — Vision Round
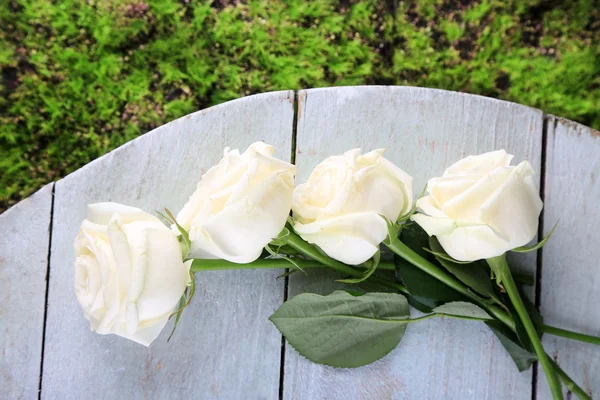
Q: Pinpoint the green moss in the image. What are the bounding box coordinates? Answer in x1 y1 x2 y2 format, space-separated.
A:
1 0 598 210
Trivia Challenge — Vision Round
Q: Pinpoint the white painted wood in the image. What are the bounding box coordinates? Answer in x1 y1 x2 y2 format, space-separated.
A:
536 117 600 399
284 86 544 400
41 91 294 400
0 183 53 399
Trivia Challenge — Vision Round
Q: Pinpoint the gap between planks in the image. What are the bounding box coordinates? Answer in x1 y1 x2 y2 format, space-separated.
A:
278 90 299 400
531 114 553 400
38 183 55 400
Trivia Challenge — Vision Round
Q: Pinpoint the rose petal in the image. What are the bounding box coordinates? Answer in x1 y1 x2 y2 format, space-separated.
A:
135 228 187 324
436 224 511 262
411 213 456 237
294 212 387 265
88 203 159 225
444 149 514 176
194 169 294 263
415 196 447 219
117 314 170 347
346 158 412 221
480 161 542 249
441 166 513 221
107 214 132 293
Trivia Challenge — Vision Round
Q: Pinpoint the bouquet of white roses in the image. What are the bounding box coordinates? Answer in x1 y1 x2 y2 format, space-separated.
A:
74 142 598 400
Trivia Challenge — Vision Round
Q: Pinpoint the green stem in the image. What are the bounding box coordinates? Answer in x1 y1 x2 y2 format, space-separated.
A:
385 238 516 330
549 357 591 400
403 313 437 323
488 255 563 400
391 312 493 325
190 242 407 294
191 258 323 272
543 325 600 346
286 231 409 295
192 258 397 273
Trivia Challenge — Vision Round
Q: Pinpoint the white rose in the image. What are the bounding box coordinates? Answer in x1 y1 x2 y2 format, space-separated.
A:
74 203 190 346
176 142 296 263
411 150 543 262
292 148 413 265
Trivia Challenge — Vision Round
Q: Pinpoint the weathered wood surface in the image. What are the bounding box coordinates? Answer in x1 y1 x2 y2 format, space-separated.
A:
0 183 53 399
536 116 600 399
284 86 543 400
41 91 294 400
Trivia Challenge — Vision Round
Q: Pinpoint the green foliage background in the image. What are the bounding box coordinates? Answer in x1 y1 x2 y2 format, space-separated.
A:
1 0 598 211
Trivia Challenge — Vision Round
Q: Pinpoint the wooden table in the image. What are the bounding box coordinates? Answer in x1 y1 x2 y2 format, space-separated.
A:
1 87 598 400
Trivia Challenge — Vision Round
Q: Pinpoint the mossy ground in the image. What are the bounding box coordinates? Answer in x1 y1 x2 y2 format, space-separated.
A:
1 0 598 211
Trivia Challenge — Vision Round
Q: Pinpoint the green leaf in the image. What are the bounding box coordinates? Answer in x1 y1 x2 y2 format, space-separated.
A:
265 244 306 274
512 221 558 253
486 255 509 285
277 269 299 279
432 301 492 320
429 237 499 300
395 256 465 311
422 247 472 264
156 210 174 225
399 223 432 259
167 289 188 342
406 295 436 313
486 321 537 372
165 208 191 259
381 214 401 246
338 248 380 284
397 184 428 223
513 272 535 286
272 244 302 257
509 299 535 354
394 225 465 311
169 271 196 320
354 270 399 294
269 291 410 368
270 227 291 247
286 216 295 227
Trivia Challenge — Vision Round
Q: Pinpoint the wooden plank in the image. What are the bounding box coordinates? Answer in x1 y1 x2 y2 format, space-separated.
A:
41 91 294 400
284 86 543 399
0 183 54 399
536 117 600 399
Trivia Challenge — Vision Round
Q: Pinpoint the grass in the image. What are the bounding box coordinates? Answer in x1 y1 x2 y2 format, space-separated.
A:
1 0 598 211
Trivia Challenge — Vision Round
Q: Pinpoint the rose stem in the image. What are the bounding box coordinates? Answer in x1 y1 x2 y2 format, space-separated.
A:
191 258 397 272
542 325 600 346
487 255 562 399
549 358 592 400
